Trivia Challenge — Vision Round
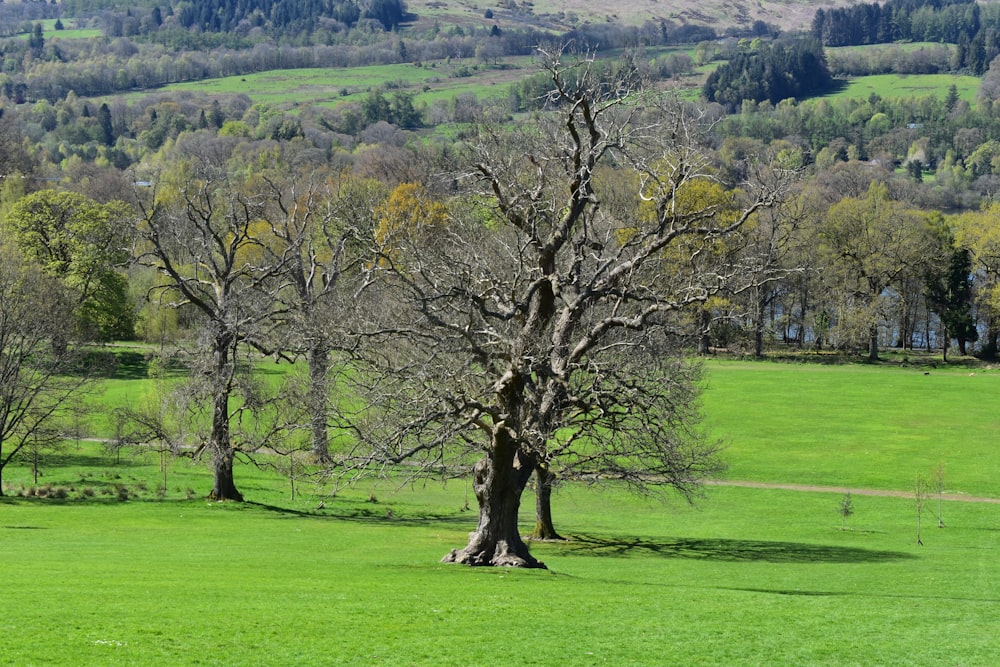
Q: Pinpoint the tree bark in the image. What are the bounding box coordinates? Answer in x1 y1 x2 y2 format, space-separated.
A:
209 443 243 502
442 441 543 568
530 462 564 540
697 309 712 356
207 336 243 502
868 324 879 362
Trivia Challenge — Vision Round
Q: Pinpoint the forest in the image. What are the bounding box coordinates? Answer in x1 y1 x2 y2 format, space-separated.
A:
811 0 1000 73
2 0 1000 569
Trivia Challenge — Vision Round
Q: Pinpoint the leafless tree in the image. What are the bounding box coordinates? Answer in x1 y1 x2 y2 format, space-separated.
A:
133 137 294 501
339 50 792 567
256 167 386 463
0 245 95 495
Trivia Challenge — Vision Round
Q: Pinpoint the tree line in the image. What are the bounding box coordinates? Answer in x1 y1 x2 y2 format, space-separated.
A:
0 0 779 106
811 0 1000 74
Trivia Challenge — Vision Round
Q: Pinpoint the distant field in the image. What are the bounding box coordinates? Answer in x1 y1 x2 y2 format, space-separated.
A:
10 18 102 40
128 48 697 111
131 60 534 110
820 73 981 102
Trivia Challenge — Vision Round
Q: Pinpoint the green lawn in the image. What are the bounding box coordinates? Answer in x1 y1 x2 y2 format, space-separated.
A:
2 355 998 665
1 473 997 665
700 358 1000 496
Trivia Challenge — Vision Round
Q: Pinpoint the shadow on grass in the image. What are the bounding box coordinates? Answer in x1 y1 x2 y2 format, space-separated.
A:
246 500 474 527
31 452 147 468
560 534 916 564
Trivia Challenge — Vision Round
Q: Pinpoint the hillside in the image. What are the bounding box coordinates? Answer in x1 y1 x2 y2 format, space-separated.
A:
402 0 836 33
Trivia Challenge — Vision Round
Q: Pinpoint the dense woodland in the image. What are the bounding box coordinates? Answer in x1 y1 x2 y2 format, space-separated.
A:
2 0 1000 564
812 0 1000 73
703 37 834 109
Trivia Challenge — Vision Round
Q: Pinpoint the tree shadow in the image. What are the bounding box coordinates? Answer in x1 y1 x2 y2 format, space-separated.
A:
560 533 916 564
246 500 475 527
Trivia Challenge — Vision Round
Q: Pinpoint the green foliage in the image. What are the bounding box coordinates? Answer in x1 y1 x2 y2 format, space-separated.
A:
812 0 996 73
704 37 833 110
3 190 136 341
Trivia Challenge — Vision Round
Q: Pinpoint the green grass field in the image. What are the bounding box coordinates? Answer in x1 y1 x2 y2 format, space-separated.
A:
2 354 998 665
701 357 1000 494
127 61 529 111
820 73 981 103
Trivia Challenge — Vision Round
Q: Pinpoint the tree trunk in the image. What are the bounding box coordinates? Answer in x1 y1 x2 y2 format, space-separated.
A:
697 309 711 356
207 338 243 502
984 322 999 359
868 324 879 362
530 462 563 540
308 342 331 463
442 442 543 568
209 444 243 502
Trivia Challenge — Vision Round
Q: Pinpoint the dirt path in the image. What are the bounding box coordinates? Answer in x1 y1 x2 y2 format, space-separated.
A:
707 479 1000 504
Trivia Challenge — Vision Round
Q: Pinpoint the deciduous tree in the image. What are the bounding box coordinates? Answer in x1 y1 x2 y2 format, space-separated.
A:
257 164 387 463
342 51 790 567
0 245 95 494
4 189 136 340
819 182 934 360
134 136 293 501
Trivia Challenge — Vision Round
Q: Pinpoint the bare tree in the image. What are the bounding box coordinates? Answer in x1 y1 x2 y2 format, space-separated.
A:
133 137 293 501
341 51 791 567
256 167 386 463
0 245 94 495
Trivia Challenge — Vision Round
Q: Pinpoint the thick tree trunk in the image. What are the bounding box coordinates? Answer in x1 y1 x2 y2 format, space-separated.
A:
984 323 999 359
442 442 542 568
868 324 879 362
209 445 243 502
753 289 766 358
530 463 564 540
308 342 331 463
207 337 243 502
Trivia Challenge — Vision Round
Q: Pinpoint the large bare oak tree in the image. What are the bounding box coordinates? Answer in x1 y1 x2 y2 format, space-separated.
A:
341 51 791 567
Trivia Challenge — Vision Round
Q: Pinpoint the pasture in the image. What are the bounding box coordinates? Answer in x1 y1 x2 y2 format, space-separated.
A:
820 73 981 103
1 354 998 665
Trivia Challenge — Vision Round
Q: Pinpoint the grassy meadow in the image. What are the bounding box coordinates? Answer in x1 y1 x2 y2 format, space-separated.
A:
821 73 981 104
700 356 1000 494
1 351 999 665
